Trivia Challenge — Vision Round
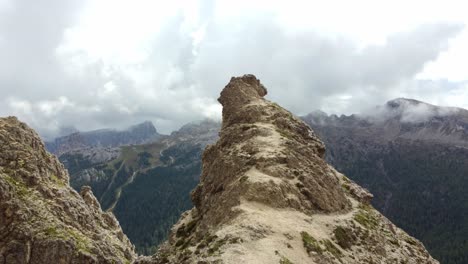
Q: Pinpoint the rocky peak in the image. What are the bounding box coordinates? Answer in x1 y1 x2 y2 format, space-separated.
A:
381 98 468 123
144 75 437 264
192 74 349 224
218 74 267 123
0 116 136 263
167 119 220 148
386 98 424 109
128 121 158 134
0 117 69 188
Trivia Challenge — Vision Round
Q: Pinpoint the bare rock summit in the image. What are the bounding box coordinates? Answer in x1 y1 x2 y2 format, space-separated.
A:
142 75 438 264
0 116 136 263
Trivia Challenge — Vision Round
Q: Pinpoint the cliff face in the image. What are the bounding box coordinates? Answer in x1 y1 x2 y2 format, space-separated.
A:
141 75 437 264
0 117 135 263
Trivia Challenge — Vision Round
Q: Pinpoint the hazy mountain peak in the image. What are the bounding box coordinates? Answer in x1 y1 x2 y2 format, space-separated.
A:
386 97 426 107
382 98 466 123
303 97 468 147
128 121 157 133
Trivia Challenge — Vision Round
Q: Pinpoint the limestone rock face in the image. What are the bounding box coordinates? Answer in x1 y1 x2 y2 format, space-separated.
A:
0 117 136 263
193 74 350 224
143 75 438 264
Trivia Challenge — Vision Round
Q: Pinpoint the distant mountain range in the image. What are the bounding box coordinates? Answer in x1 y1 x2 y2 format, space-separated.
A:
306 98 468 147
303 98 468 264
45 121 162 156
45 119 220 254
45 98 468 263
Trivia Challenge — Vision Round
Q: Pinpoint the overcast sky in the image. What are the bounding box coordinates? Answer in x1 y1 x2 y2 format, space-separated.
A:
1 0 467 138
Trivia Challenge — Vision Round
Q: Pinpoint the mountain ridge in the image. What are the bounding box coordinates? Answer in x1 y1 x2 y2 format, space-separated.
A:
45 121 163 156
302 101 468 263
304 98 468 147
138 75 437 264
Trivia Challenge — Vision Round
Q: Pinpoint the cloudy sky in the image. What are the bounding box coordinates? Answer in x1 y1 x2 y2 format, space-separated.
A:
0 0 467 138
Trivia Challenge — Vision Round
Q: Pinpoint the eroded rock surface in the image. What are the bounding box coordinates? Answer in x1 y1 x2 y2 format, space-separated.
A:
0 117 136 263
142 75 438 264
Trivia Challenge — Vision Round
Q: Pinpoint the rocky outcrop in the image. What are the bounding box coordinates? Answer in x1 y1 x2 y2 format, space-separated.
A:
0 117 136 263
167 119 220 148
143 75 438 264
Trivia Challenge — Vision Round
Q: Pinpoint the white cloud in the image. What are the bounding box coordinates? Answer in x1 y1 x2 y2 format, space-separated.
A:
0 0 467 139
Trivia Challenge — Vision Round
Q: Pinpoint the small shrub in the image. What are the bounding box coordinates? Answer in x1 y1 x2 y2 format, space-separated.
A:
301 231 322 254
323 239 342 258
354 210 378 229
279 256 294 264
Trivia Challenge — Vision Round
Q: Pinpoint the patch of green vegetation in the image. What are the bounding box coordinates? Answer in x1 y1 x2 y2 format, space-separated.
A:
3 174 31 197
176 219 198 238
323 239 342 258
277 128 294 139
354 209 379 230
43 226 92 254
279 256 294 264
120 144 163 169
341 183 351 193
120 147 138 167
358 203 373 212
333 226 356 249
50 173 65 187
68 229 92 254
301 231 322 254
44 226 60 237
207 236 228 256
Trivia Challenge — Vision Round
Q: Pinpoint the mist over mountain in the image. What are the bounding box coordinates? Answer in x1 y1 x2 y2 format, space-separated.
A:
306 98 468 146
303 98 468 263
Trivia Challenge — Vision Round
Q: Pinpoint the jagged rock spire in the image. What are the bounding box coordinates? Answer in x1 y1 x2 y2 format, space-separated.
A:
144 75 437 264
